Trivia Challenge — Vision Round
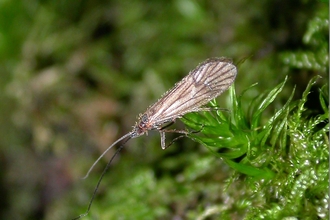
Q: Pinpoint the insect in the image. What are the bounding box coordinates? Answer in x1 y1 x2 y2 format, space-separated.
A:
74 57 237 219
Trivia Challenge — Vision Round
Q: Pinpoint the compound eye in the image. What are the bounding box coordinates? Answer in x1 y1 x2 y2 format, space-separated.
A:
141 114 148 124
138 114 149 129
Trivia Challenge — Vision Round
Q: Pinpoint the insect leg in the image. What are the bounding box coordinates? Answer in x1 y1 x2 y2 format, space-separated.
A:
160 124 205 149
159 121 175 130
159 128 188 150
160 130 166 150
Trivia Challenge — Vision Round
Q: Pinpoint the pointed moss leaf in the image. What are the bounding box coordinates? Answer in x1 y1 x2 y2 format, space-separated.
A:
223 158 274 180
230 84 250 129
251 76 288 130
319 85 329 114
295 76 321 120
259 87 295 147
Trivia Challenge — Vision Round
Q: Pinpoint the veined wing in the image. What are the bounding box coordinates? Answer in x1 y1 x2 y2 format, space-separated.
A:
144 57 237 125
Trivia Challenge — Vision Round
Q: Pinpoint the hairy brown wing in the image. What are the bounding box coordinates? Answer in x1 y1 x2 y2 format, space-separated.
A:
144 57 237 125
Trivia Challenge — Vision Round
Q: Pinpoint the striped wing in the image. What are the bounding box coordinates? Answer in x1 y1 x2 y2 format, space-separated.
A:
144 57 237 125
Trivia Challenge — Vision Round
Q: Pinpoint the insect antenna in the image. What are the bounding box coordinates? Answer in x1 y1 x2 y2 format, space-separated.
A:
82 132 132 179
73 142 127 220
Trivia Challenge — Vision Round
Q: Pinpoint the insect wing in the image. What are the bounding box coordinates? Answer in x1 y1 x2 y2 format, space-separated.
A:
145 57 237 125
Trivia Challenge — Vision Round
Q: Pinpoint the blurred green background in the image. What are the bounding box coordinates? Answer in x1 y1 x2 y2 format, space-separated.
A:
0 0 328 219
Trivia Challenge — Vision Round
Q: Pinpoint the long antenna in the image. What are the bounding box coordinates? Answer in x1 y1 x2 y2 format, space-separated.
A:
73 142 127 220
82 132 133 179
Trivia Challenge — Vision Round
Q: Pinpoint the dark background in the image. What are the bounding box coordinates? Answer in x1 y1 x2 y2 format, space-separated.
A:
0 0 328 219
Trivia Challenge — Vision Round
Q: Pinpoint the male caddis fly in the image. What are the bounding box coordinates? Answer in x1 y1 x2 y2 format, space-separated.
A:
74 57 237 219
